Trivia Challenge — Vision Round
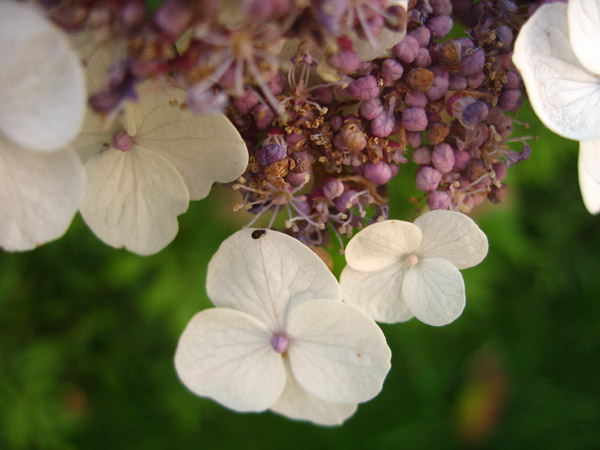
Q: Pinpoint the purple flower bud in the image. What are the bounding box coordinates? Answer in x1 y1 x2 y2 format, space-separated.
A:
286 133 305 149
288 171 309 186
448 74 467 90
488 184 509 204
430 0 452 15
462 100 489 127
371 111 395 137
335 189 358 212
328 49 360 74
381 59 404 86
466 71 486 89
394 36 420 64
402 107 428 131
430 65 449 79
432 143 455 173
267 71 287 96
414 48 433 67
364 161 394 185
493 163 508 182
258 143 287 166
349 75 380 101
122 2 145 27
456 37 474 51
495 25 513 49
112 130 133 151
504 71 521 89
311 87 335 104
271 334 289 353
427 15 453 39
155 0 192 37
323 178 344 200
405 131 422 148
405 92 428 108
416 166 442 192
453 150 470 170
427 191 451 210
426 75 449 100
412 145 432 164
330 115 344 131
498 89 521 111
253 104 275 129
233 91 260 114
409 26 431 47
359 98 384 120
460 49 485 76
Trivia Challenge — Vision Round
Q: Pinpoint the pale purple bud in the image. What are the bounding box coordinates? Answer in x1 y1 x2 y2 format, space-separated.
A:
427 190 451 210
359 98 384 120
253 104 275 129
495 25 513 49
405 92 428 108
233 91 260 114
286 133 305 149
371 111 395 137
453 150 470 170
493 163 508 182
467 71 486 89
426 75 449 100
258 143 287 166
394 36 420 63
330 115 344 131
323 178 344 200
427 15 453 39
271 334 289 353
267 71 287 96
430 0 452 15
416 166 442 192
498 89 521 111
405 130 422 148
364 161 394 185
462 100 489 127
112 130 133 151
409 26 431 47
155 0 192 37
381 59 404 85
430 65 449 79
188 89 228 114
504 71 521 89
356 61 375 76
328 49 360 74
122 2 145 26
293 197 311 215
349 75 380 101
432 143 455 173
460 49 485 76
414 48 432 67
335 189 358 211
288 171 309 186
402 107 428 131
448 74 467 90
311 87 335 104
412 145 432 164
456 38 474 51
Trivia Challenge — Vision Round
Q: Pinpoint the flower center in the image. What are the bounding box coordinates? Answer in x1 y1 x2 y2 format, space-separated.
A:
271 334 289 354
112 130 133 151
406 253 419 267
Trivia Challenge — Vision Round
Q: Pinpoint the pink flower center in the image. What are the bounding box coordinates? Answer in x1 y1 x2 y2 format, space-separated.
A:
112 130 133 151
271 334 289 354
406 254 419 267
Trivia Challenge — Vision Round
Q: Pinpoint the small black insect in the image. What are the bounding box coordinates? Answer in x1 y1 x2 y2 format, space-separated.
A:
251 229 267 239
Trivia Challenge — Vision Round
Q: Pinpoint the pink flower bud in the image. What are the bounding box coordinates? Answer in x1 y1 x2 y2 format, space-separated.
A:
394 36 420 63
402 107 428 132
414 48 432 67
495 25 513 49
409 26 431 47
328 49 360 74
381 59 404 85
430 0 452 15
335 189 358 211
364 161 394 185
311 87 335 104
233 91 260 114
415 166 442 192
460 49 485 76
427 191 451 210
271 334 289 353
112 130 133 151
412 145 432 164
449 74 467 90
453 150 470 170
359 98 384 120
493 163 508 182
432 143 455 174
323 178 344 200
467 71 486 89
253 104 276 129
427 15 453 39
405 131 422 148
405 92 428 108
287 171 309 186
504 71 521 90
155 0 192 37
426 75 449 100
498 89 521 111
349 75 380 100
370 111 395 137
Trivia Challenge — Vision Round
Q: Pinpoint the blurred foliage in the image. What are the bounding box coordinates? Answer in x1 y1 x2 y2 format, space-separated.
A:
1 104 600 450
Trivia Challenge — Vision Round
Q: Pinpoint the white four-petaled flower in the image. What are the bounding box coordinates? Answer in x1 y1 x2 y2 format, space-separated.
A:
340 210 488 326
513 0 600 214
0 1 86 251
174 229 391 425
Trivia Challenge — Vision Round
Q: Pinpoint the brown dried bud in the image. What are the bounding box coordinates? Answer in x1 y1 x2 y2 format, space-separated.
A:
339 122 367 152
466 160 488 182
426 122 450 145
264 158 290 183
437 41 461 71
406 68 435 92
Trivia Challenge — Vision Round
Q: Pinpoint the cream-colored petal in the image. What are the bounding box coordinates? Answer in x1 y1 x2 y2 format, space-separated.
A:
344 220 422 272
0 137 84 251
174 308 286 412
132 84 248 200
270 361 358 426
206 229 342 331
287 300 391 404
340 265 413 324
414 210 488 270
568 0 600 75
513 2 600 141
402 258 465 326
0 1 86 152
578 141 600 214
80 146 189 255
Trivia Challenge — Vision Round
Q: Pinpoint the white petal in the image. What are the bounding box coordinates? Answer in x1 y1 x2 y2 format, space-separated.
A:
578 141 600 214
340 265 413 324
344 220 422 272
206 229 342 330
402 258 465 326
0 138 84 251
568 0 600 75
79 146 189 255
270 361 357 426
174 308 286 412
512 2 600 141
414 210 488 269
132 84 248 200
0 2 86 152
287 299 391 404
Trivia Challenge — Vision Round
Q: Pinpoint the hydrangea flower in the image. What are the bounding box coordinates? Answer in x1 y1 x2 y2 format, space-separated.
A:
174 229 391 425
340 210 488 326
71 47 248 255
513 0 600 214
0 1 86 251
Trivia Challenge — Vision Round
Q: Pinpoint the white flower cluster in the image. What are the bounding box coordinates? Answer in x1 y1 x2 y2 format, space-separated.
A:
0 2 248 254
513 0 600 214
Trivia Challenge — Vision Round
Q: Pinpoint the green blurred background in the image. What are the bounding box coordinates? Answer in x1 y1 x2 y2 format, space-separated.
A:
1 105 599 450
